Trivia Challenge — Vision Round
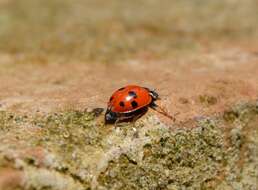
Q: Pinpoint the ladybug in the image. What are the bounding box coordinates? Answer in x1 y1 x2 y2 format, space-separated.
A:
105 85 159 123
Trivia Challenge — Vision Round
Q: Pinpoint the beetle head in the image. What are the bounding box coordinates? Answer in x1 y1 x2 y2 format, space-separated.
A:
149 90 159 101
105 109 117 124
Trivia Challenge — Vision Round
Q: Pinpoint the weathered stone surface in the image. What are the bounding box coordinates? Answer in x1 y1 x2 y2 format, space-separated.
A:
0 103 257 190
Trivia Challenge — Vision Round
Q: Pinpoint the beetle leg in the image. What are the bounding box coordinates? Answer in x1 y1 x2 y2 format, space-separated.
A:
133 111 145 123
114 115 134 127
150 104 177 122
150 102 158 108
114 118 120 128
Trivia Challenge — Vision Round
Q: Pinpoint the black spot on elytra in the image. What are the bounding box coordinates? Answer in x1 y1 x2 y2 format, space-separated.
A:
128 91 137 99
131 101 138 109
119 101 125 107
118 87 125 91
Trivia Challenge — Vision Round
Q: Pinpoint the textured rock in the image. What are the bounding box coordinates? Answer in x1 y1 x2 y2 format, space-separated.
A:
0 102 257 190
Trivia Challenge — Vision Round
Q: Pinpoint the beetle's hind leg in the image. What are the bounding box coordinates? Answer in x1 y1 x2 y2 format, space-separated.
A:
114 115 134 128
150 102 177 122
114 107 148 127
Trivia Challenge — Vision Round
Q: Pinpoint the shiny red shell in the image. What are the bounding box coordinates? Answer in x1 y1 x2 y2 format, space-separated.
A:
107 85 152 113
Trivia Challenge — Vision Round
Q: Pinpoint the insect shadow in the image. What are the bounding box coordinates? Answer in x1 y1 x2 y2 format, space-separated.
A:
105 107 148 125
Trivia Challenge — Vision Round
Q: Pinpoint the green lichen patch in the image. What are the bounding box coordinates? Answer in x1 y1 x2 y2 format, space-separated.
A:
0 110 102 190
0 102 258 190
199 95 218 106
97 104 258 190
28 110 106 187
98 120 224 189
223 102 258 124
0 111 24 131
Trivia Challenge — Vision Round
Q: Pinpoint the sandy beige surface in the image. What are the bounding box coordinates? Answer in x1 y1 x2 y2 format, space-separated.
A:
0 47 257 124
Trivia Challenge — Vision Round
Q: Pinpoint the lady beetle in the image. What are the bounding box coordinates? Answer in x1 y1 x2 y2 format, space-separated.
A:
105 85 159 123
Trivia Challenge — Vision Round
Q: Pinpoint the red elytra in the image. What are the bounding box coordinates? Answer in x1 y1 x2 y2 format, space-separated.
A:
105 85 159 123
108 85 152 113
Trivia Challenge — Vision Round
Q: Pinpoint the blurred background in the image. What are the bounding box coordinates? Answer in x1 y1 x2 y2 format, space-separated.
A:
0 0 258 63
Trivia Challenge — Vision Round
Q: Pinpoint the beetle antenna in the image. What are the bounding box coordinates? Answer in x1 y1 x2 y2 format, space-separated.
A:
150 103 177 122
